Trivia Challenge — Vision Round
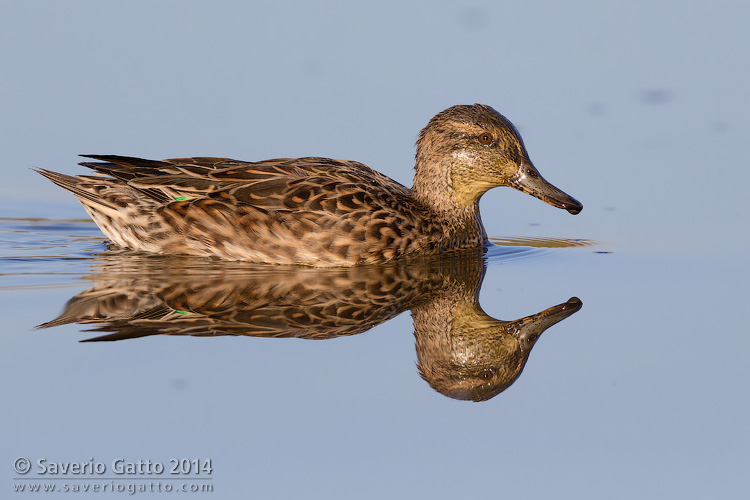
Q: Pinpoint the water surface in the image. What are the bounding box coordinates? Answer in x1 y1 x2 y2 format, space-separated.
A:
2 215 746 498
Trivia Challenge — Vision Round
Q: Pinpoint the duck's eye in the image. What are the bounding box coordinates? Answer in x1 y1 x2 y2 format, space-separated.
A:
478 133 493 145
479 369 493 380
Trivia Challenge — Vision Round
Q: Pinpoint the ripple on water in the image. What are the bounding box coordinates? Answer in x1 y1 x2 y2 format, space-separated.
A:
0 218 596 289
490 236 596 248
486 236 596 263
0 218 105 287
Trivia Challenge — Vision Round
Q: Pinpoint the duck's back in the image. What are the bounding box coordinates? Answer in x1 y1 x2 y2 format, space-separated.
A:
39 155 435 266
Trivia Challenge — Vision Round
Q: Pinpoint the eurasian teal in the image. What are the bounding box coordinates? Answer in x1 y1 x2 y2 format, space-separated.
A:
38 104 582 266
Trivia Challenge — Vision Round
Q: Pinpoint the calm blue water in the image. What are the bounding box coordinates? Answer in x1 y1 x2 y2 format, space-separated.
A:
2 215 746 498
2 1 749 499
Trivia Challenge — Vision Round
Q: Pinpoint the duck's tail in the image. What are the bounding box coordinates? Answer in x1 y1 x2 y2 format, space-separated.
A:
36 167 166 250
35 169 109 208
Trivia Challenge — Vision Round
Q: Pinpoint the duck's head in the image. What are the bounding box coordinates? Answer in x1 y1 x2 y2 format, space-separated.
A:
414 104 582 214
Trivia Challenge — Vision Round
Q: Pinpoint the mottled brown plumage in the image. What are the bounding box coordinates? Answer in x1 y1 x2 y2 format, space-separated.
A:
37 104 582 265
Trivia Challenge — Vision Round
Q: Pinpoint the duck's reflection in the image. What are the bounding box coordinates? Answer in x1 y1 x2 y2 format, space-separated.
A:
40 249 582 401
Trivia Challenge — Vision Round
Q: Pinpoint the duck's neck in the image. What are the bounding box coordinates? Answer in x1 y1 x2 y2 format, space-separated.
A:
411 156 487 242
412 151 455 208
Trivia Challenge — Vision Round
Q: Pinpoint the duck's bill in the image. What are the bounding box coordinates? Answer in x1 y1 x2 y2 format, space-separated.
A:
511 164 583 215
526 297 583 329
516 297 583 348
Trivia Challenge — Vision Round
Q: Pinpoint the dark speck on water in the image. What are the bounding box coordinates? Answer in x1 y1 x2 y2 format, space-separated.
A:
639 89 674 105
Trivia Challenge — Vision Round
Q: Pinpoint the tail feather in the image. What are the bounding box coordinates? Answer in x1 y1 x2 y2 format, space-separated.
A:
35 169 106 207
37 164 172 207
36 168 145 227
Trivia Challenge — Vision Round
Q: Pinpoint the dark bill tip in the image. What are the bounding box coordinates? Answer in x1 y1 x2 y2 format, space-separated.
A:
564 199 583 215
563 296 583 310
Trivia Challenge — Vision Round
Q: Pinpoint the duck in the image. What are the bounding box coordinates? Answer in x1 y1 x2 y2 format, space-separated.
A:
37 104 582 266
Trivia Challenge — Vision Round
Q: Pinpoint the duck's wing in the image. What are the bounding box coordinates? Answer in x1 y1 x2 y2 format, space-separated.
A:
76 154 410 209
39 155 423 264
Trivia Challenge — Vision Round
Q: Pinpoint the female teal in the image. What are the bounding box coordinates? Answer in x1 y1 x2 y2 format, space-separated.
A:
38 104 582 266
